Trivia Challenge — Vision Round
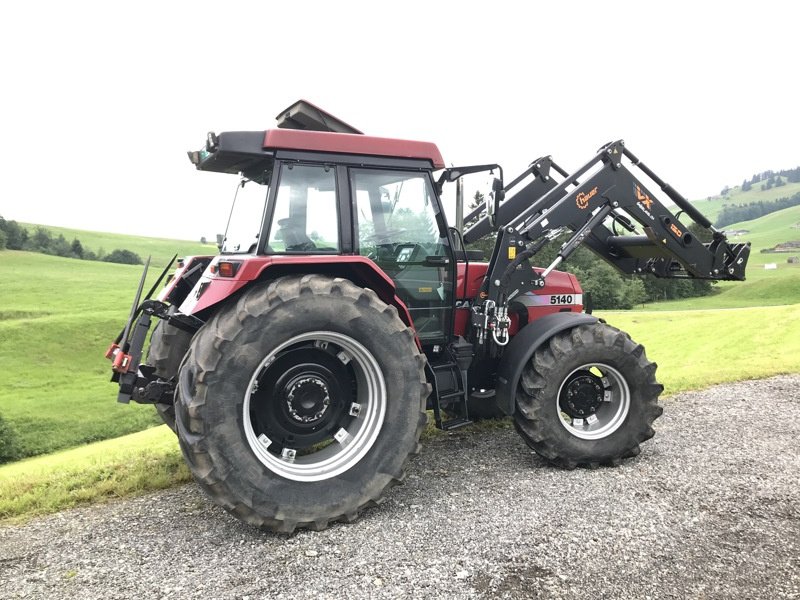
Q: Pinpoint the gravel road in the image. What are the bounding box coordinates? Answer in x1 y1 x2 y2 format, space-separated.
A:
1 375 799 599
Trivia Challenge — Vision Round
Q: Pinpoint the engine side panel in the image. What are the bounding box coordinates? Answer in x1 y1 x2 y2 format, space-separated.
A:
454 262 584 337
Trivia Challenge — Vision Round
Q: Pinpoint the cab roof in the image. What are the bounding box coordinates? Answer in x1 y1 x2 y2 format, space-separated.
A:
263 128 445 169
188 100 445 174
189 128 445 174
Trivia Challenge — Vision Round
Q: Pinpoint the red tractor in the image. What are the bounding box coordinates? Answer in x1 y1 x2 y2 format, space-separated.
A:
107 101 749 532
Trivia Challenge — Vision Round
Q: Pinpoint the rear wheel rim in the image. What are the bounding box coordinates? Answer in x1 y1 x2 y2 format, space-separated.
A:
556 362 630 440
243 331 386 482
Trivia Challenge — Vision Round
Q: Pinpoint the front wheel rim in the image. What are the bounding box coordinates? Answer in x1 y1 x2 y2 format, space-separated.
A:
243 331 386 482
556 363 630 440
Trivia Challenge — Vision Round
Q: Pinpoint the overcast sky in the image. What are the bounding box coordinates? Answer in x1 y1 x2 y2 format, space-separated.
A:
1 1 797 241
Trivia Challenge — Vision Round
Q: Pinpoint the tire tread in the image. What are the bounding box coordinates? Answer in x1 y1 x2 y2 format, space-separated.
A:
174 275 428 533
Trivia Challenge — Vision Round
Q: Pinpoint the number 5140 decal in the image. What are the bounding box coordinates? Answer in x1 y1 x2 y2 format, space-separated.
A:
550 294 575 305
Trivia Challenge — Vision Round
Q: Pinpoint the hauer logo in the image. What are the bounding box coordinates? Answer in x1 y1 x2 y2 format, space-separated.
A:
576 186 598 210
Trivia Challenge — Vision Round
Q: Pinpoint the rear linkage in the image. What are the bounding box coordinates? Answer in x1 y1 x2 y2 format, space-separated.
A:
104 254 202 404
456 140 750 352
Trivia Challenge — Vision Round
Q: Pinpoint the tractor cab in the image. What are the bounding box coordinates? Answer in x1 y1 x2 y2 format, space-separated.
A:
187 108 455 346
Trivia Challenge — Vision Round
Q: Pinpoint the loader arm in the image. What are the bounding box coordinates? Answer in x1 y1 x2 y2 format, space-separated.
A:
483 141 748 294
465 140 750 349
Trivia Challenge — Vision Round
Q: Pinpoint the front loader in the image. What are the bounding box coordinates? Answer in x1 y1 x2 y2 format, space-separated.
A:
106 100 749 532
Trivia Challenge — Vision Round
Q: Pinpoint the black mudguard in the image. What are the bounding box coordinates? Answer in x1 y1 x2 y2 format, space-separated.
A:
495 312 599 415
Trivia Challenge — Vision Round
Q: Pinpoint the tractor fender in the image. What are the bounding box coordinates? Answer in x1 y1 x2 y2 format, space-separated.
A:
250 259 416 329
494 312 599 415
179 255 416 331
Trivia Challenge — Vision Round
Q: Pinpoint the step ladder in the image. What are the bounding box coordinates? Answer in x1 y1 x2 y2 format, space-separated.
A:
427 360 472 431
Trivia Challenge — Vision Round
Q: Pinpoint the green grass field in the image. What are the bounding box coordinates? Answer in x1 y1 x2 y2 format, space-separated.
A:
690 180 800 223
0 250 202 459
0 223 218 460
727 203 800 252
0 426 190 522
599 304 800 393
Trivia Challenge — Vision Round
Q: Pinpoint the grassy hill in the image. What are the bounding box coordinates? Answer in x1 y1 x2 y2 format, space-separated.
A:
727 203 800 251
689 181 800 225
0 223 220 461
0 252 172 459
18 222 217 269
0 225 217 460
642 204 800 310
0 223 212 461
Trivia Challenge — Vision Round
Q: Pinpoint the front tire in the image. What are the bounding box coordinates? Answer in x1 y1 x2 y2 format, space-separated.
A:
513 323 663 469
175 275 429 533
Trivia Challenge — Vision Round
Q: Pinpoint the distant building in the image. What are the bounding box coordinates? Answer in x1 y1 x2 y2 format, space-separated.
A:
774 241 800 252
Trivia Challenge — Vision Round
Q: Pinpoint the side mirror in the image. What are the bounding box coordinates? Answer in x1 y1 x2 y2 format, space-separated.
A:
206 131 219 153
488 177 504 229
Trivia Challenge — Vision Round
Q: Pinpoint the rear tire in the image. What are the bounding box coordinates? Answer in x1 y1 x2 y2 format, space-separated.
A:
146 313 193 432
513 323 663 469
174 275 429 533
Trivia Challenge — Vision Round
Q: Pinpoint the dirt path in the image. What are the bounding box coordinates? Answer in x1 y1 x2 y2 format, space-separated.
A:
1 375 799 599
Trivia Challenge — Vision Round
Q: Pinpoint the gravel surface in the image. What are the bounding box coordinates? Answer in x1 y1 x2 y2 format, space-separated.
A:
1 375 799 599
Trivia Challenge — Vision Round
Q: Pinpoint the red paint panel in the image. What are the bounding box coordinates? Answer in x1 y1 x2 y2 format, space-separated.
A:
229 255 397 290
179 255 416 332
452 262 585 337
182 278 249 314
453 308 471 337
264 129 445 169
456 262 489 299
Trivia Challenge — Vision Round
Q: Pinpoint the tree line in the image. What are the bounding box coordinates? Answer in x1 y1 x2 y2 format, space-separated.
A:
740 167 800 193
715 191 800 228
0 216 143 265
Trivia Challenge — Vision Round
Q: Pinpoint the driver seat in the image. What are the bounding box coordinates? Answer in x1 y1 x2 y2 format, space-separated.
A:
278 218 316 251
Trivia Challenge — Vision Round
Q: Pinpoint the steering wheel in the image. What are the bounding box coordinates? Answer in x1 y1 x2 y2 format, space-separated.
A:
365 228 407 245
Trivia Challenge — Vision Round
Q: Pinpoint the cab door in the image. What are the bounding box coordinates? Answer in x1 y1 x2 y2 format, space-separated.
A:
350 168 454 345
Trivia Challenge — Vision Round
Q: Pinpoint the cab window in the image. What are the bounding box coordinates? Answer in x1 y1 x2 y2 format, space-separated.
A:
267 164 339 252
351 168 452 343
